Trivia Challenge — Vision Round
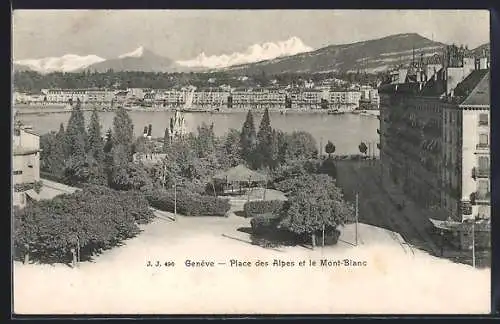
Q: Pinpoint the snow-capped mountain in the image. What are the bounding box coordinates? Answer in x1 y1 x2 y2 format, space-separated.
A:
118 46 146 59
13 63 33 72
13 34 489 75
14 54 106 74
176 36 313 69
225 33 449 75
82 46 186 73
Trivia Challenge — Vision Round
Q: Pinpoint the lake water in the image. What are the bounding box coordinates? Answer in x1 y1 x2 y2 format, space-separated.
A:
16 109 380 155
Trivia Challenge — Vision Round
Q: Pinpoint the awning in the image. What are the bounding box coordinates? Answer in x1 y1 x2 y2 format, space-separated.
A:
213 164 267 183
429 218 491 232
429 218 462 231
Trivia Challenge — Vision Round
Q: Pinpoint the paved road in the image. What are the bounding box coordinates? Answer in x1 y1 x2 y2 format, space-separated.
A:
336 161 448 258
335 160 491 267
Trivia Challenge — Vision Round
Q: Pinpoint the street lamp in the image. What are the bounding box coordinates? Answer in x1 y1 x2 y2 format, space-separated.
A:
355 192 359 246
471 218 476 268
174 176 177 221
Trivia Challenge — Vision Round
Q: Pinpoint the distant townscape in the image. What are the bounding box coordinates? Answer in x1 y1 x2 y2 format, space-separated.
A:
13 80 380 113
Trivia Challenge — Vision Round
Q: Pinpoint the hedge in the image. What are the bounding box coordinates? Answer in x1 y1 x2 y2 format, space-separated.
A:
250 213 298 247
250 214 341 247
313 228 341 246
243 200 285 218
250 213 282 234
146 188 230 216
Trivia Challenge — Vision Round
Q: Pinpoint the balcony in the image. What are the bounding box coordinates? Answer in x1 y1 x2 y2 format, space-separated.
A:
470 191 490 205
472 167 490 179
478 120 488 127
476 191 490 202
476 143 489 150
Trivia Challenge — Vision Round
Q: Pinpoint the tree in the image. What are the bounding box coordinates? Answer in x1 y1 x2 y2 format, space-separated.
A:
87 108 104 163
65 101 87 159
279 174 354 248
13 185 154 265
63 103 89 185
282 131 318 161
216 129 242 169
325 141 336 158
195 122 216 158
112 107 134 164
103 128 114 181
109 162 153 191
256 108 273 169
57 123 70 160
270 129 279 168
359 142 368 155
240 110 257 168
134 136 147 154
40 132 59 174
163 127 170 153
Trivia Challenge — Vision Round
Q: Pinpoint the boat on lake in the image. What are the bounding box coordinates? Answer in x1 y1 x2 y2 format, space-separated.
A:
327 109 344 115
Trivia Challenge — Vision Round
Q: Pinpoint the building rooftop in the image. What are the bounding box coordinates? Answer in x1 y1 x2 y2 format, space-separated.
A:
23 128 41 136
455 70 489 106
379 66 490 106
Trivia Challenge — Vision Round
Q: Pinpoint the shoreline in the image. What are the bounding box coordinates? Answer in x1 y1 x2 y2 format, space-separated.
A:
16 106 380 117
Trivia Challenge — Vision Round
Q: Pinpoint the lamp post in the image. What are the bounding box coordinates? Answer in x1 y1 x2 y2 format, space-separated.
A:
471 218 476 268
174 177 177 221
355 192 359 246
322 224 325 248
440 229 444 257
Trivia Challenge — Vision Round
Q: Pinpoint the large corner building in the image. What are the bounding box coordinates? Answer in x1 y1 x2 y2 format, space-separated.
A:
378 45 490 249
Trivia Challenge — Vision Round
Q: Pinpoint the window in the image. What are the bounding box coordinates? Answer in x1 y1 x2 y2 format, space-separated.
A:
13 170 22 175
478 156 490 170
479 113 488 126
479 134 489 146
478 180 489 194
478 206 490 219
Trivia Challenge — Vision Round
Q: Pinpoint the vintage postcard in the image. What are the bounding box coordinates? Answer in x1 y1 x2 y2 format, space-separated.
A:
12 9 491 315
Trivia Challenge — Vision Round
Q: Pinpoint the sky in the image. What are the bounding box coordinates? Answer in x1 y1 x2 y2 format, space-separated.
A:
12 10 490 60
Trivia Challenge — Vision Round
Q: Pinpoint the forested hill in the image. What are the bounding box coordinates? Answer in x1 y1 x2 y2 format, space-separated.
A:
13 70 383 92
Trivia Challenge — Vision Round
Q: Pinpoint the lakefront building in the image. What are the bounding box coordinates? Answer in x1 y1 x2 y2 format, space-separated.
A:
378 44 490 249
41 88 115 105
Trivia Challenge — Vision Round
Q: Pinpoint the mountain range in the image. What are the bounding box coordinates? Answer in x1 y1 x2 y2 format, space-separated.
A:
78 46 190 73
177 36 313 69
223 33 457 75
13 33 489 75
15 54 106 73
